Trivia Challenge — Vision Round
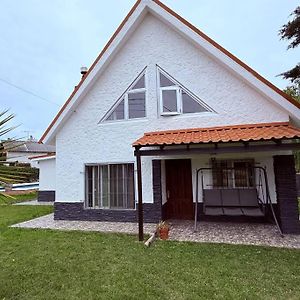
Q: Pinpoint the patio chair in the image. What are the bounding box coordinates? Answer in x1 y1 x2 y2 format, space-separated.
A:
203 189 223 215
239 188 264 217
221 189 243 216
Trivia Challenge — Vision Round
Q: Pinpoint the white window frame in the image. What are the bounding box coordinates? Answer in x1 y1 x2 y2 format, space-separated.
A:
160 86 182 115
127 87 147 119
157 66 213 117
85 163 136 210
101 69 147 123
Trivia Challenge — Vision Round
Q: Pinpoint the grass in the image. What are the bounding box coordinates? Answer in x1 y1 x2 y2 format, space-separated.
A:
0 205 300 299
0 191 37 205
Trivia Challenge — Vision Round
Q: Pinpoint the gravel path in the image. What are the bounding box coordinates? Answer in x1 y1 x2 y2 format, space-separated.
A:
11 213 156 235
11 215 300 249
169 220 300 249
14 200 54 206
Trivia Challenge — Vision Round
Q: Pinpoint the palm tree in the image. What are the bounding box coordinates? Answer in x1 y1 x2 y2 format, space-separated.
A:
0 110 28 197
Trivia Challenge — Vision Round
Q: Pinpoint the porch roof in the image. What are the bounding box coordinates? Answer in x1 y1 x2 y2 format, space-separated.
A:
133 122 300 147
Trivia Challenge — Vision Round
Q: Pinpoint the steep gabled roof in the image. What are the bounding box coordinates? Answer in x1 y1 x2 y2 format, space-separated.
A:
40 0 300 144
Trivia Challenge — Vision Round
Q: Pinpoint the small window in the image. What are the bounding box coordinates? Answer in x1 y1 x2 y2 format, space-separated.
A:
128 92 146 118
212 159 255 188
158 68 211 116
160 73 175 87
106 99 125 120
162 89 178 113
132 74 145 89
182 91 208 113
85 164 135 209
103 71 146 122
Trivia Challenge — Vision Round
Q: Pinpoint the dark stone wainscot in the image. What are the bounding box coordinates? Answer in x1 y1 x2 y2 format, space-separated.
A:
38 190 55 202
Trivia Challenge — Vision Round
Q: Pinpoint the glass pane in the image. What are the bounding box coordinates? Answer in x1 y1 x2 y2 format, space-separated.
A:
126 164 135 209
94 166 99 207
128 92 146 119
106 99 124 120
182 91 208 113
160 73 175 87
109 165 118 208
101 165 109 208
117 165 124 208
234 161 254 187
212 161 232 188
162 90 177 112
131 75 145 90
86 166 93 207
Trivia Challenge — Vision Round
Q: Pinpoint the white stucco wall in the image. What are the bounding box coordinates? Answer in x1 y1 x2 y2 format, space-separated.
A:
55 13 290 204
38 158 56 191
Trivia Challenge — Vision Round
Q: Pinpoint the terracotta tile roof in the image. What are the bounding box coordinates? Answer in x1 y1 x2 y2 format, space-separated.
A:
29 153 56 160
133 122 300 146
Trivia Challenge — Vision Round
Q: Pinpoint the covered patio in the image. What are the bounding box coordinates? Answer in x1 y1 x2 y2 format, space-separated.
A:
133 122 300 241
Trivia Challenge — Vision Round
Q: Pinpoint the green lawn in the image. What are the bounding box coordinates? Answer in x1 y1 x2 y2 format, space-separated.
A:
0 191 37 205
0 205 300 299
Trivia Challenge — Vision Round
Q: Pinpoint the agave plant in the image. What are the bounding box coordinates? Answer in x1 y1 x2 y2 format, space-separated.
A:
0 110 28 197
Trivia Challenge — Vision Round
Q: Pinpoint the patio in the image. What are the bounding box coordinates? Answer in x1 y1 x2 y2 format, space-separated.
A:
168 220 300 249
11 214 300 249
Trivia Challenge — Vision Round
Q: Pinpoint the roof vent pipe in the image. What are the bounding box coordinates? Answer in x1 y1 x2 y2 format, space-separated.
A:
80 66 88 78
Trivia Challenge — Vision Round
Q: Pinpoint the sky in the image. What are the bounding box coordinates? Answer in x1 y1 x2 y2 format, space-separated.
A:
0 0 299 140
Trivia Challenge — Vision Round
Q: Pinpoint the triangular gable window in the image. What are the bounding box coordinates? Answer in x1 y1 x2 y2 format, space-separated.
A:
102 71 146 122
106 99 125 120
158 67 212 116
160 73 176 87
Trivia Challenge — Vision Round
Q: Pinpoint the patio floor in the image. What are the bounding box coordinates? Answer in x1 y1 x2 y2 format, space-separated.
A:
168 220 300 249
11 214 300 249
11 213 156 235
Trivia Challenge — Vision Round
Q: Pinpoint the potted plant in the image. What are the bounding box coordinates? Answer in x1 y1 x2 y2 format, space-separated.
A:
157 221 170 240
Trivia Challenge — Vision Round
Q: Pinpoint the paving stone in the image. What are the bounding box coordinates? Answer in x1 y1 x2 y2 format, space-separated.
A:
11 215 300 249
169 220 300 249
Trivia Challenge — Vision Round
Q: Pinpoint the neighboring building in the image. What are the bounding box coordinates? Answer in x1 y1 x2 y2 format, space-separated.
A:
39 0 300 237
30 154 56 201
3 139 55 168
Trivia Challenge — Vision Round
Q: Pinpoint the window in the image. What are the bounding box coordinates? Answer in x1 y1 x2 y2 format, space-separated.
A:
128 92 146 119
162 89 179 113
85 164 135 209
212 159 255 188
158 68 211 116
106 99 125 120
103 72 146 122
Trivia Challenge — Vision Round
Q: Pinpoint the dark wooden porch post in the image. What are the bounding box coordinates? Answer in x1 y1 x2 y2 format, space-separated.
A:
135 146 144 241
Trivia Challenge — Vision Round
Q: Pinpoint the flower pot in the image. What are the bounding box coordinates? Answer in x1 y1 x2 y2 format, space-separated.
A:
159 227 169 240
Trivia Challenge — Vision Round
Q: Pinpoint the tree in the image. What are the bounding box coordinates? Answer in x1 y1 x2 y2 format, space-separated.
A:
280 7 300 172
0 110 27 198
283 80 300 103
279 6 300 82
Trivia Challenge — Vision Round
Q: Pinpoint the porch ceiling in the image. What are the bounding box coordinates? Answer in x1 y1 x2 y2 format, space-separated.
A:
133 122 300 147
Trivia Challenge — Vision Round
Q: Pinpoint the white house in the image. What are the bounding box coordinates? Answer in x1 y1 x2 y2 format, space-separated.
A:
30 154 56 202
39 0 300 239
4 139 55 168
